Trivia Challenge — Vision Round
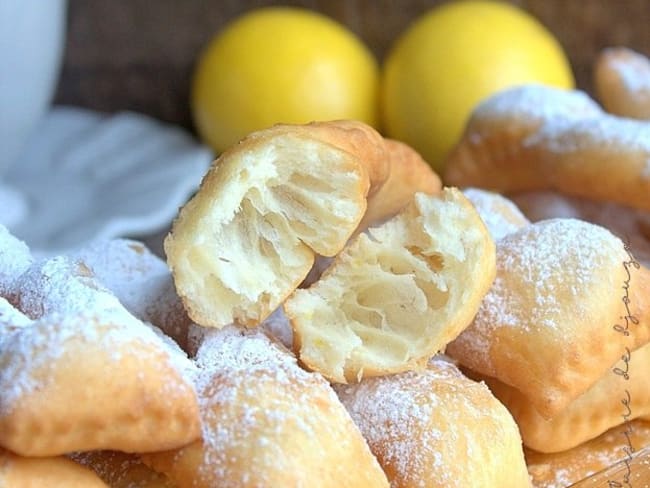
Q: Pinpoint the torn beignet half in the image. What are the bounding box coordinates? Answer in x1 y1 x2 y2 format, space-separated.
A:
595 46 650 120
446 218 650 419
335 356 531 488
165 121 387 329
284 187 496 383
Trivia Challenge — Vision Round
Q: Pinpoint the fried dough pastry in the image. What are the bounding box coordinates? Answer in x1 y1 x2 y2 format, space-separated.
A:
525 420 650 488
0 448 108 488
141 326 388 488
359 138 441 229
0 312 200 456
70 451 175 488
444 84 650 212
165 120 389 329
12 255 126 321
0 224 32 301
595 47 650 120
511 190 650 267
462 187 530 241
446 218 650 419
335 356 531 488
72 238 194 351
467 341 650 453
284 188 496 383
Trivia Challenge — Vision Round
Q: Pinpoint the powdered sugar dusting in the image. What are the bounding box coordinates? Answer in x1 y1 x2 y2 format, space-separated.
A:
0 224 33 298
336 357 498 487
70 239 168 317
609 51 650 94
0 296 32 332
190 326 351 486
0 311 193 417
451 219 626 372
527 114 650 154
474 84 602 125
70 238 192 348
13 256 128 321
463 188 529 241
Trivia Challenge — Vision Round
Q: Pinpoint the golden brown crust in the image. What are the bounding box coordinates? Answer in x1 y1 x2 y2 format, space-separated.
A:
444 84 650 213
359 138 442 229
259 120 390 197
465 341 650 453
165 121 387 329
0 448 108 487
336 356 532 488
0 314 200 456
595 47 650 120
446 218 650 419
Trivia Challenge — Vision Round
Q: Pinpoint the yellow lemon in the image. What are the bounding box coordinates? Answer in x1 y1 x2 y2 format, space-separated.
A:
192 7 379 154
381 0 574 173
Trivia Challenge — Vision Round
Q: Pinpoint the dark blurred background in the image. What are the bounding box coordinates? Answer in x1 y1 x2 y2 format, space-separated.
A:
53 0 650 134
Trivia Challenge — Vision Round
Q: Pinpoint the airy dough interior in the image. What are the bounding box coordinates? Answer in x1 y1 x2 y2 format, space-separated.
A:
285 188 495 383
165 132 369 328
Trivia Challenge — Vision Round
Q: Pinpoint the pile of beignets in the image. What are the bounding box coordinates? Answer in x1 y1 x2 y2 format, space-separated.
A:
1 47 650 488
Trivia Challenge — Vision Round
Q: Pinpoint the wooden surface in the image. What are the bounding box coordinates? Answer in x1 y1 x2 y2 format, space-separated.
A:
53 0 650 134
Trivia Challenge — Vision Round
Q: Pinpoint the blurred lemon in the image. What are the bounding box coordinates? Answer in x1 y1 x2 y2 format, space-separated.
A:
381 0 574 172
192 7 379 154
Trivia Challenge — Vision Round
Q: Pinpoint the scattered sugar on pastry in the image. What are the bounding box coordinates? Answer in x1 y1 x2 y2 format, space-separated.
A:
444 84 650 213
595 47 650 120
335 355 531 488
141 326 389 488
71 238 195 351
70 450 175 488
446 218 650 419
467 341 650 453
165 120 392 329
511 190 650 267
12 255 128 321
0 312 200 457
0 447 109 487
462 187 530 241
525 419 650 488
0 224 33 302
284 188 496 383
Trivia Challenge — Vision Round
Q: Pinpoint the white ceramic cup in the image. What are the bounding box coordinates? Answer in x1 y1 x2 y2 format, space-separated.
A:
0 0 68 174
